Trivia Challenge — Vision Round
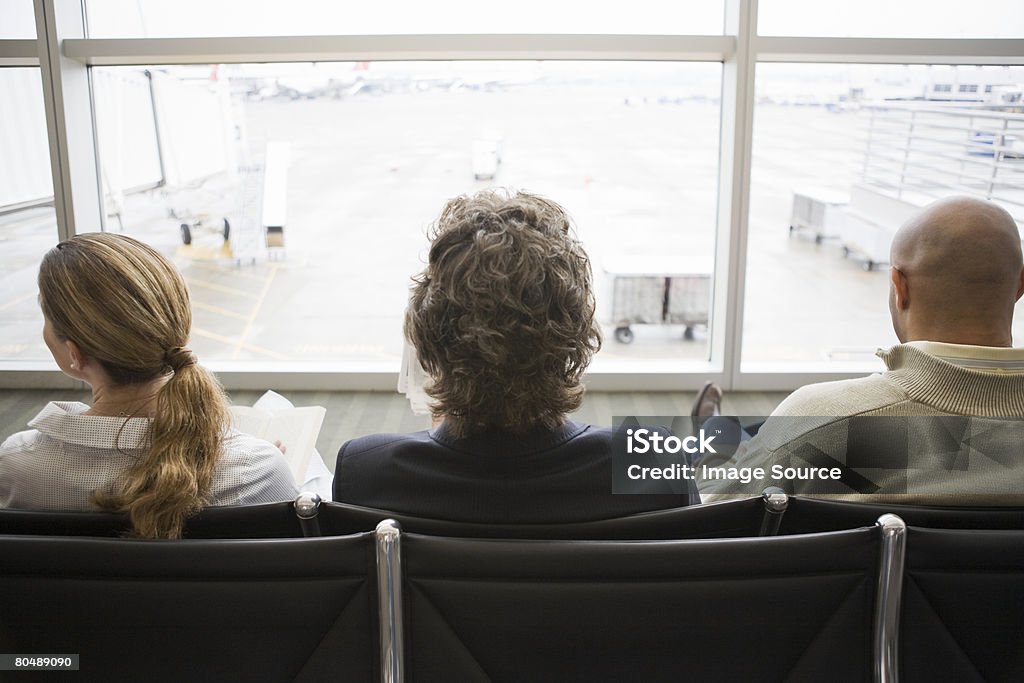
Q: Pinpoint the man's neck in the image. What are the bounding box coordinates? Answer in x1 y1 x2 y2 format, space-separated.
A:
903 330 1013 348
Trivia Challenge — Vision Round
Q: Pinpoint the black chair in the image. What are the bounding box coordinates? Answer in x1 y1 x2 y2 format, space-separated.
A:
0 508 132 537
0 532 378 683
375 516 906 682
769 494 1024 535
322 494 779 540
0 492 325 539
900 526 1024 682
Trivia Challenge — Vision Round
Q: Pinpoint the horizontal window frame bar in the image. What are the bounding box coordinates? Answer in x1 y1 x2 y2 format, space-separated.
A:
753 37 1024 65
59 35 1024 66
62 34 735 65
0 38 39 65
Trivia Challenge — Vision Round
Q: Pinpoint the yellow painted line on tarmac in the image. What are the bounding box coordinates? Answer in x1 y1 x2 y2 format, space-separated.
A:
192 326 292 361
191 327 238 349
192 300 250 321
232 263 279 360
186 277 260 300
186 260 270 283
0 290 38 312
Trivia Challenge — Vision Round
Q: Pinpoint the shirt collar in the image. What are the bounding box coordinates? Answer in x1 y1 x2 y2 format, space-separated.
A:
903 341 1024 373
29 401 151 450
430 419 588 456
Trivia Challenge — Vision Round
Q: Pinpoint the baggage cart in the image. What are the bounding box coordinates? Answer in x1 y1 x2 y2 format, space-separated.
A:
788 186 849 244
603 256 712 343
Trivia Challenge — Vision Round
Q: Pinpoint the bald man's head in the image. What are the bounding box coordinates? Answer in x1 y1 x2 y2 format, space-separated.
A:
888 196 1024 346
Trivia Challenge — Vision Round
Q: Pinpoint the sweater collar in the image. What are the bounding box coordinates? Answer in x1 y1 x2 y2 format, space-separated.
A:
877 344 1024 416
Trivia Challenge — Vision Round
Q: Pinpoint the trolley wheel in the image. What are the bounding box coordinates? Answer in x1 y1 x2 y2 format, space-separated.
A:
614 326 634 344
222 218 231 241
864 260 875 272
788 225 795 236
814 234 824 245
180 223 192 245
683 326 695 341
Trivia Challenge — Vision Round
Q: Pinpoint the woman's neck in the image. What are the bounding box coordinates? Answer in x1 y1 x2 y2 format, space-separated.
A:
86 376 168 418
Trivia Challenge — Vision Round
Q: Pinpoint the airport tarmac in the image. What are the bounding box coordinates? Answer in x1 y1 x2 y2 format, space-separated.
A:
2 86 1022 370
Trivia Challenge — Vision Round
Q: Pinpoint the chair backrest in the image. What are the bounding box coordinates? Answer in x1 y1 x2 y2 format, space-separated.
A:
185 499 317 537
321 495 771 540
0 532 377 682
0 495 323 539
0 508 132 537
901 526 1024 682
775 496 1024 535
386 523 887 682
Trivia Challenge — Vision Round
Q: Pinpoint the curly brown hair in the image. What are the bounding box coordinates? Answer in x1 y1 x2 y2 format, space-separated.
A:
406 189 602 438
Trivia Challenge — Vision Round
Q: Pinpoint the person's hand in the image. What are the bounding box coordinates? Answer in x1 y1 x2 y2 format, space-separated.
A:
274 440 287 455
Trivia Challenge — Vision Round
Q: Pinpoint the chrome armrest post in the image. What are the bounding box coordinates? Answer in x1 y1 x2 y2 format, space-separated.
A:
293 491 322 537
376 519 404 683
759 487 789 536
874 513 907 683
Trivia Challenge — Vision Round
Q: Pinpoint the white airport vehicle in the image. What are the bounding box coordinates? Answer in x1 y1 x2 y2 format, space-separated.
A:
788 186 849 244
472 139 501 180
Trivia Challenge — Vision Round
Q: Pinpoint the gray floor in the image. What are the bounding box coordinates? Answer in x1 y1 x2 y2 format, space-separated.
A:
0 389 788 473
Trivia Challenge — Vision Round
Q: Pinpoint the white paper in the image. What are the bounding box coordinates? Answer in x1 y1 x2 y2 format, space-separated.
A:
231 390 326 491
398 341 432 416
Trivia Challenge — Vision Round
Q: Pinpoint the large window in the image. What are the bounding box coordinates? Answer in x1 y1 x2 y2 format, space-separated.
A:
85 1 727 38
0 1 35 39
2 0 1023 389
89 61 722 366
759 0 1024 38
0 68 57 362
743 63 1024 370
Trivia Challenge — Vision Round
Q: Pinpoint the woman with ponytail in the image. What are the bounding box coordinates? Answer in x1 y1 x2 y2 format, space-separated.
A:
0 233 296 538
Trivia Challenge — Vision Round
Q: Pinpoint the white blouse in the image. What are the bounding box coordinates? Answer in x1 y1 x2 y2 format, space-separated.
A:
0 401 298 511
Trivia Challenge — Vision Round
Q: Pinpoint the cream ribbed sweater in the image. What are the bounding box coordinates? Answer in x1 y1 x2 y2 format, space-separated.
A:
699 344 1024 504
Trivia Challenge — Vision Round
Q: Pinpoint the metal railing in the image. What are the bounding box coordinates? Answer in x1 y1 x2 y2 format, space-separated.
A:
859 103 1024 223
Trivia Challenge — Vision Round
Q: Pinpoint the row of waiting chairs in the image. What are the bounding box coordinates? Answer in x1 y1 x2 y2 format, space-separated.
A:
1 493 1022 682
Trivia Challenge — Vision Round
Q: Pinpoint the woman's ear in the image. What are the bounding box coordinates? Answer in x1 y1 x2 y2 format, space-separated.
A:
65 339 86 371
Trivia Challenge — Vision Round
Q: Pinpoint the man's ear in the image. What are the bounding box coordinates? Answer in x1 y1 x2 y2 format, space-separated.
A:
890 267 910 310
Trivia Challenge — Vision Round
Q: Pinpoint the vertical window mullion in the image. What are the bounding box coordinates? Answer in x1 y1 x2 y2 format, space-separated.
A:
716 0 757 390
34 0 104 240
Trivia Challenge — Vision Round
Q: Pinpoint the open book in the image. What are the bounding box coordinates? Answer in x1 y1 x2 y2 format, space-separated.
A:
230 390 326 486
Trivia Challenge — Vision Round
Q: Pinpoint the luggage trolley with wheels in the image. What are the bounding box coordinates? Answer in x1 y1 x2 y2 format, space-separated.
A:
175 213 231 246
603 256 712 344
167 141 289 266
168 168 257 263
788 186 848 244
166 175 236 248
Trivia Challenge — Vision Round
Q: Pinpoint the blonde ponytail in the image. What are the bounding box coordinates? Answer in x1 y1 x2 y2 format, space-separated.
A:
97 357 229 539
